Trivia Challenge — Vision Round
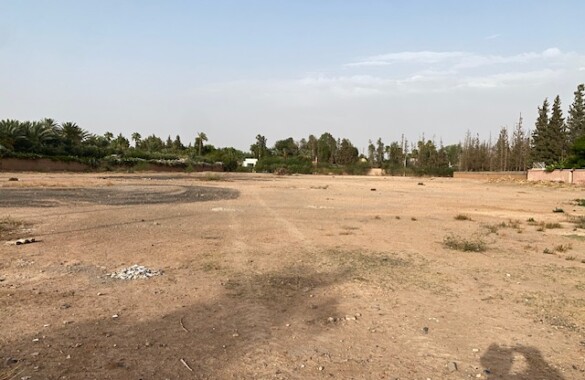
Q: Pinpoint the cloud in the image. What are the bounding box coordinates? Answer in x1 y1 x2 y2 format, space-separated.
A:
345 48 573 70
345 51 466 67
191 47 584 107
485 34 501 40
459 69 562 89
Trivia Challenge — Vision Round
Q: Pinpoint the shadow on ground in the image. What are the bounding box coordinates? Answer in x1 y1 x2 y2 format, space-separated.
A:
0 266 349 379
480 343 565 380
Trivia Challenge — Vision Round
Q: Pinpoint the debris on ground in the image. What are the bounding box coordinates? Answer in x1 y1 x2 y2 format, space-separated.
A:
109 265 163 280
8 177 19 181
10 238 37 246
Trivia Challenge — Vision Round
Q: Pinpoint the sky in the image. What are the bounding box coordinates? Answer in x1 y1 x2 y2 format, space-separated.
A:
1 1 584 152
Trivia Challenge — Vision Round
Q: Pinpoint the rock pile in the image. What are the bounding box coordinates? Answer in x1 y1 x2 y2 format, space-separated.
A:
109 265 162 280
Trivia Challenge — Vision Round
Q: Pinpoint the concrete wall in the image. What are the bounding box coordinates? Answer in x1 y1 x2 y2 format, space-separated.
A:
453 171 527 180
0 158 91 172
527 169 585 184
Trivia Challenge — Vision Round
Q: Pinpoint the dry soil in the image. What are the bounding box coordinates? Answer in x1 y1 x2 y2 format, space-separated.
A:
1 172 585 380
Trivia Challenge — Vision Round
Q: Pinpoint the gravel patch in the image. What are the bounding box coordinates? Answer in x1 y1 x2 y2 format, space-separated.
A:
109 265 163 280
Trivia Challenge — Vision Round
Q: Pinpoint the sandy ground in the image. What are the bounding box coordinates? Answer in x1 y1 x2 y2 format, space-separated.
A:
1 172 585 380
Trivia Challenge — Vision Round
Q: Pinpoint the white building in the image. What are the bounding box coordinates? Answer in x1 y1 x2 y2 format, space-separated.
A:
243 158 258 168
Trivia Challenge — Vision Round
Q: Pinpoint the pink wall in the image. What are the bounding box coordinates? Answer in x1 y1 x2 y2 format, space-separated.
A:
527 169 585 184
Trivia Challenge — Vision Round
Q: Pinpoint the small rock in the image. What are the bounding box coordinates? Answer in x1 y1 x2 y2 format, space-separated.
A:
232 333 239 337
32 338 40 342
327 317 335 323
447 362 458 372
318 366 324 371
422 327 429 334
112 314 119 319
472 348 480 353
8 177 19 181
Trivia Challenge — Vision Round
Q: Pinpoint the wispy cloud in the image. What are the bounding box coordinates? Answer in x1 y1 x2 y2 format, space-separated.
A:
194 47 584 104
345 48 568 69
485 33 501 40
459 69 562 89
345 51 466 67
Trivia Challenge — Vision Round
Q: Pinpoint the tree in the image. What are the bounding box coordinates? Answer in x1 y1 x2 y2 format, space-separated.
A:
250 134 267 159
131 132 142 148
531 98 553 166
104 132 114 142
21 120 56 153
317 132 337 164
111 133 130 152
494 127 510 171
273 137 298 158
336 138 358 165
567 84 585 146
0 119 23 151
510 114 530 171
375 138 385 167
195 132 208 156
386 141 404 167
140 134 164 152
173 135 184 151
367 140 375 165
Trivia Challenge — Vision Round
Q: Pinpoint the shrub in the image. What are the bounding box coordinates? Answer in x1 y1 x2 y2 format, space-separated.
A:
443 234 487 252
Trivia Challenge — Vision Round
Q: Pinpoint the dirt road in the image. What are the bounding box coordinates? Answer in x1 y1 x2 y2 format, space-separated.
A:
1 172 584 379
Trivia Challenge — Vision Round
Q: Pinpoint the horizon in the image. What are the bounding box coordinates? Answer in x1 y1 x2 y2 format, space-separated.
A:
1 1 584 152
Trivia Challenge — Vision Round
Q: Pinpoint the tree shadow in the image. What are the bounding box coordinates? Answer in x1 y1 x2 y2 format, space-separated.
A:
0 266 349 379
480 343 565 380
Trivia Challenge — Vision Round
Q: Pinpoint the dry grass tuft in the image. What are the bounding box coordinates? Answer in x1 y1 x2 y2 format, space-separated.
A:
0 216 27 240
443 234 487 252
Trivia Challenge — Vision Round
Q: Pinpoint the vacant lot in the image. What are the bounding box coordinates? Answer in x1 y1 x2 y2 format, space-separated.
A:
1 172 585 379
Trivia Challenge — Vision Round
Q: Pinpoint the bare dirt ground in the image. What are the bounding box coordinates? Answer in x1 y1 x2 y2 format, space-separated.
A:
1 172 585 380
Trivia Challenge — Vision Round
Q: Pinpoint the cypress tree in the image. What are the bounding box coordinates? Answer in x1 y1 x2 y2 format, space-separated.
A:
531 98 550 166
532 97 565 166
567 84 585 145
549 95 566 161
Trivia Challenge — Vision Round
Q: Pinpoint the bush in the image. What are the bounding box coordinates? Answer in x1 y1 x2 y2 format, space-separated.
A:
443 234 487 252
255 156 313 174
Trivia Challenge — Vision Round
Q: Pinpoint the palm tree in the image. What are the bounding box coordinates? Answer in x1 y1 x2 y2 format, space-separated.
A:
195 132 208 156
23 121 56 153
0 119 24 151
59 122 89 147
104 131 114 142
